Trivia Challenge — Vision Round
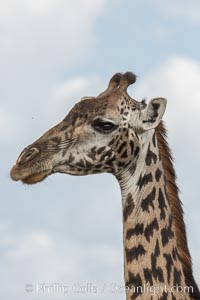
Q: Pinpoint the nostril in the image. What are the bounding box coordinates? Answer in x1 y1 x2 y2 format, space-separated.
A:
17 147 39 163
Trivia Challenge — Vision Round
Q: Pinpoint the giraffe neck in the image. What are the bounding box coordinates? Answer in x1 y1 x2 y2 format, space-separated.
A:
117 130 190 300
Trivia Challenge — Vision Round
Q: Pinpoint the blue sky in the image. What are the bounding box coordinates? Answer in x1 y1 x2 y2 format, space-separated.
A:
1 1 200 299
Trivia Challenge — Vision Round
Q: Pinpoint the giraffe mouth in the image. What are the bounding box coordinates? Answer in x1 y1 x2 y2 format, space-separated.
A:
10 164 51 184
21 171 50 184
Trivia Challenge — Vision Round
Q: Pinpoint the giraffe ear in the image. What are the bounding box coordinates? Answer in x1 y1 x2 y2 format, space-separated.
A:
140 98 167 131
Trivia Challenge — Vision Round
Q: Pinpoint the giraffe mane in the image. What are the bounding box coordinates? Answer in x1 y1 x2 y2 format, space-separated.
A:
156 121 200 300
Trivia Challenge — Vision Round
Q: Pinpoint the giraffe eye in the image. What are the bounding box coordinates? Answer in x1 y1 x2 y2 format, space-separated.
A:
92 119 117 134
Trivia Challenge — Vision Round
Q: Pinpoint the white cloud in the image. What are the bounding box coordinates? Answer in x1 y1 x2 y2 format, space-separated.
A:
134 56 200 158
0 0 106 73
0 0 107 150
0 228 122 300
50 77 90 120
49 76 104 120
6 232 53 260
150 0 200 23
52 78 89 101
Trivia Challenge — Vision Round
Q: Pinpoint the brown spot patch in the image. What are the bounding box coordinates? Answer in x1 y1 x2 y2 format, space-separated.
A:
123 193 135 221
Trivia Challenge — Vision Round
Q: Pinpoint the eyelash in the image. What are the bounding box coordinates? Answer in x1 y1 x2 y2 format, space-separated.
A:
92 119 117 134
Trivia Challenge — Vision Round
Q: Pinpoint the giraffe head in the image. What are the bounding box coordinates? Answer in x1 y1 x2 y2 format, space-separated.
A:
10 72 166 184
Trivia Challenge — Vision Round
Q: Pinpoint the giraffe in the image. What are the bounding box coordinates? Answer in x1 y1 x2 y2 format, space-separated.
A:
10 72 200 300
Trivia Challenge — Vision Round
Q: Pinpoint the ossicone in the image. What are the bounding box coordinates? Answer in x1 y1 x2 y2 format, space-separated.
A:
118 72 137 91
97 72 137 97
